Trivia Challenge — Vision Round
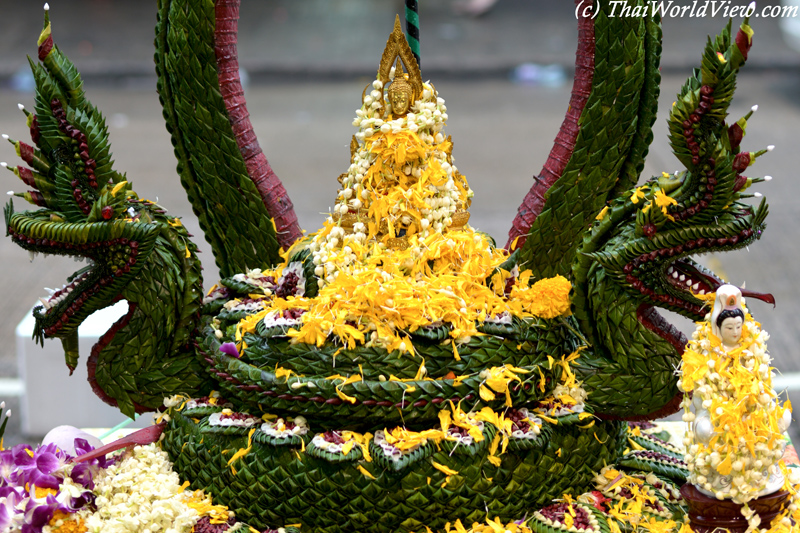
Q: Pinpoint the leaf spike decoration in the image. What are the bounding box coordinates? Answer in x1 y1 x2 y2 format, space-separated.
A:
13 191 50 208
37 5 85 108
728 104 757 150
661 15 759 225
4 135 49 175
3 161 54 194
12 8 130 222
375 15 423 116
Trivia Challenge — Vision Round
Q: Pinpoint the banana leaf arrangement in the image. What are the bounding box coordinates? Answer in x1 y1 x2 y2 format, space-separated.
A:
3 0 798 532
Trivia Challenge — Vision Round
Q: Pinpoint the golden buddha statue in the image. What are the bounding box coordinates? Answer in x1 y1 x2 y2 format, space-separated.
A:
388 59 413 117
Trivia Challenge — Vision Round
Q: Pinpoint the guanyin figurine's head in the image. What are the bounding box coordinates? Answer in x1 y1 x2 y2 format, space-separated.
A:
716 308 745 350
710 284 744 350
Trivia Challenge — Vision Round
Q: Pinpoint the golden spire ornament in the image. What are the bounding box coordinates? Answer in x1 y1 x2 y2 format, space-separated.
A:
369 15 423 118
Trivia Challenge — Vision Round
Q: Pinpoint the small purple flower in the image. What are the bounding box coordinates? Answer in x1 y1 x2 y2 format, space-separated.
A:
0 486 23 531
0 449 20 485
220 342 240 358
10 445 35 471
16 443 67 490
23 492 58 533
74 437 112 469
68 462 94 490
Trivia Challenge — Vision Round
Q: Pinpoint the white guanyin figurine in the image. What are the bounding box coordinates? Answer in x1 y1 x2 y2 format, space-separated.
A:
679 284 792 504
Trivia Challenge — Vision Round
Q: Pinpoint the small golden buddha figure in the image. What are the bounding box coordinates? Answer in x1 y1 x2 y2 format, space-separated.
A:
388 60 413 117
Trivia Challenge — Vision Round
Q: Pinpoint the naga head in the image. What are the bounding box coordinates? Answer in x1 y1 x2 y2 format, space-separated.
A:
3 11 172 372
573 19 773 369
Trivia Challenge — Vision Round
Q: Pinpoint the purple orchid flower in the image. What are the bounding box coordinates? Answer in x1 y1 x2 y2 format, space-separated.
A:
68 463 94 490
0 436 112 531
10 445 34 471
22 492 58 533
220 342 240 358
0 449 20 486
0 486 23 532
69 438 112 491
73 438 112 469
15 443 68 491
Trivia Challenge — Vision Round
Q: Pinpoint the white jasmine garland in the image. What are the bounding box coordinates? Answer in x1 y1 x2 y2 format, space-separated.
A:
80 444 229 533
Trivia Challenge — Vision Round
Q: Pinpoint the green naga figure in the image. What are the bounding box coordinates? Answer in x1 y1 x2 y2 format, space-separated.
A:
3 1 780 531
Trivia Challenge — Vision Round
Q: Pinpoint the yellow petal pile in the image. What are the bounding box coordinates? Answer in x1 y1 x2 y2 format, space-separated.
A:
439 401 485 443
383 427 445 451
244 238 572 355
479 365 531 407
183 491 232 525
438 518 531 533
228 79 571 356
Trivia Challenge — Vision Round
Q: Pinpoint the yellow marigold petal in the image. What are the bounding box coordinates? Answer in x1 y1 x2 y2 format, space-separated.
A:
479 385 496 402
341 439 356 456
716 453 733 476
431 460 458 477
355 464 375 479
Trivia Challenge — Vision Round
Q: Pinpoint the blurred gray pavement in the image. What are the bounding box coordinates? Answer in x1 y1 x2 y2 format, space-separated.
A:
0 1 798 447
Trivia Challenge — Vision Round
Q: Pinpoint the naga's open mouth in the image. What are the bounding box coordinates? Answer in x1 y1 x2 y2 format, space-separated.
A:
32 263 101 339
619 203 773 353
638 259 729 354
665 260 715 297
637 260 774 356
5 209 143 342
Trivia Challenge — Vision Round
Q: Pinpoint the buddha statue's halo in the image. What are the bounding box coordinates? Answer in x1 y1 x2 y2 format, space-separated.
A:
370 15 423 116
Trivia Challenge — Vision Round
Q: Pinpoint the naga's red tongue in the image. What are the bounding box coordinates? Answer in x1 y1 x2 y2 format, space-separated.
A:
696 270 776 306
740 288 776 307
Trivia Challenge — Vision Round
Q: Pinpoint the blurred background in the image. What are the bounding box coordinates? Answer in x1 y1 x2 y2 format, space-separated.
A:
0 0 798 447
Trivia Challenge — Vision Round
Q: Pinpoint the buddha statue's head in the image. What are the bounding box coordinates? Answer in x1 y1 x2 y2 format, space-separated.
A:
388 60 413 116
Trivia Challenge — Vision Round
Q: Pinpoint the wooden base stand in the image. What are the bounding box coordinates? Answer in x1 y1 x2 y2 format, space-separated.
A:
681 483 790 533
